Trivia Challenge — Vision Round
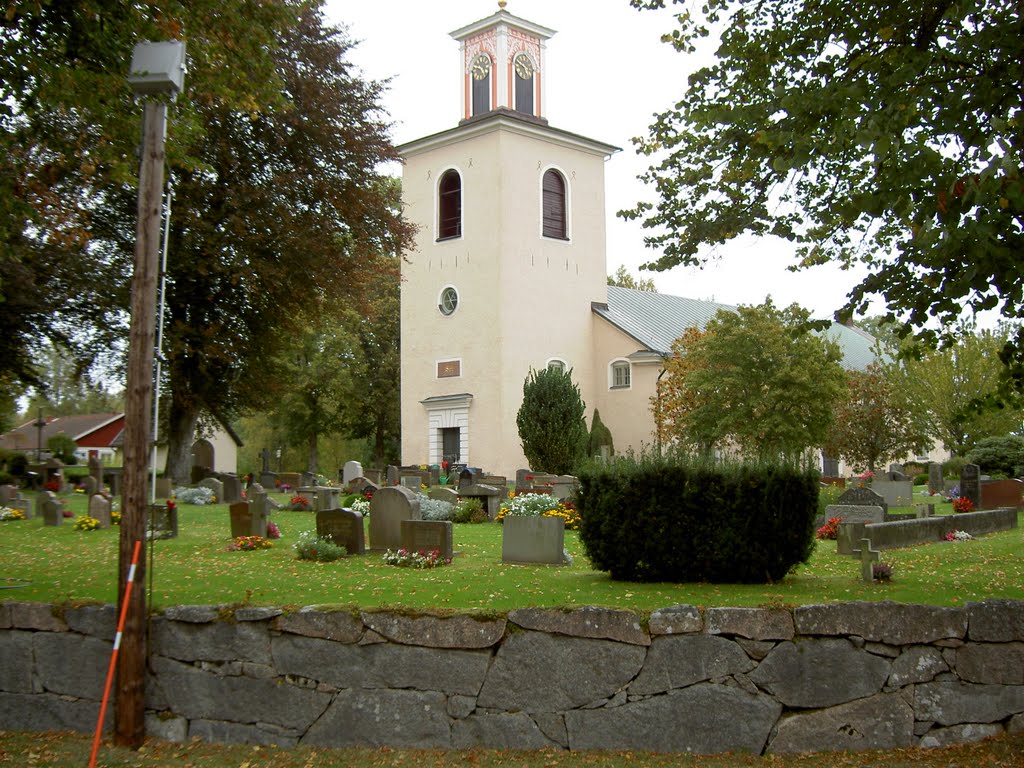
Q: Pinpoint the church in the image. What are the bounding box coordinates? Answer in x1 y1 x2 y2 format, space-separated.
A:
398 3 876 477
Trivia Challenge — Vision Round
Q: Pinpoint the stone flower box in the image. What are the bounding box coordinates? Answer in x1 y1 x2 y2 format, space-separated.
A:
501 515 570 565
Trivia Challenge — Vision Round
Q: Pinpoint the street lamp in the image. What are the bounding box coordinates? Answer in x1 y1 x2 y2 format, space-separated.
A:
114 39 186 752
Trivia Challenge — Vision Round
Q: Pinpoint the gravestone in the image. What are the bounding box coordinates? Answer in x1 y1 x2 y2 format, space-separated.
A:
88 494 112 529
9 494 30 519
368 485 421 551
887 463 907 480
348 477 379 497
0 484 16 505
104 468 122 497
550 475 578 501
316 508 365 555
148 503 179 539
980 478 1024 510
277 472 301 489
219 474 243 505
315 486 340 512
502 515 570 565
260 447 273 474
89 454 103 492
478 474 507 489
198 477 224 502
869 478 914 509
229 501 267 539
428 486 459 504
154 477 172 499
457 468 476 490
249 489 272 525
260 470 277 488
928 463 944 495
41 492 62 526
457 483 504 519
34 491 48 521
834 509 884 556
850 537 881 583
363 467 382 485
960 463 981 509
400 519 454 560
836 486 888 517
429 465 441 485
400 475 422 492
385 465 399 486
342 460 363 487
825 504 884 525
515 469 532 489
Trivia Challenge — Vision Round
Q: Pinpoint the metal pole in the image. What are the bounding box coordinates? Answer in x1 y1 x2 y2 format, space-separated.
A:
115 98 166 750
150 179 174 504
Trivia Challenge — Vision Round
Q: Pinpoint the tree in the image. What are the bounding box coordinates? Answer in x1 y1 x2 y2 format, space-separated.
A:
22 341 123 417
607 265 658 292
624 0 1023 369
516 367 588 474
901 324 1024 455
588 409 615 459
824 361 929 473
147 5 413 482
654 300 846 461
46 433 78 465
965 435 1024 477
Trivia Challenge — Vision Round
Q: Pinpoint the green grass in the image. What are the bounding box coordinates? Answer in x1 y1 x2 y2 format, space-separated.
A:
2 490 1021 611
1 728 1023 768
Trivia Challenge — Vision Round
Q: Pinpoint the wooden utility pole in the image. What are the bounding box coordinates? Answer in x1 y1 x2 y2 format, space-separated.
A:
114 99 166 749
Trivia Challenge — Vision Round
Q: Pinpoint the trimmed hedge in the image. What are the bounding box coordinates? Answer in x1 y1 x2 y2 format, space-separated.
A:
576 456 818 583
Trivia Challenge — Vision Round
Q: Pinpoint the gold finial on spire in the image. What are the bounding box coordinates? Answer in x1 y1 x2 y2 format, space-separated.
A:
498 0 507 8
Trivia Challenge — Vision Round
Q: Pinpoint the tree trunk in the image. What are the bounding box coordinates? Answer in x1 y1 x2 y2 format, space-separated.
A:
165 396 200 485
306 429 318 474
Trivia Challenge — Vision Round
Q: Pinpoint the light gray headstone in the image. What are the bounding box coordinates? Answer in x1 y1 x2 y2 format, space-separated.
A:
88 494 112 529
502 515 569 565
368 486 421 551
198 477 224 502
342 460 363 487
41 492 62 526
400 475 422 492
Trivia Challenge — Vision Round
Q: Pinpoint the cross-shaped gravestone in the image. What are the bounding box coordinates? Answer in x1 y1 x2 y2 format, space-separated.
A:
850 537 880 583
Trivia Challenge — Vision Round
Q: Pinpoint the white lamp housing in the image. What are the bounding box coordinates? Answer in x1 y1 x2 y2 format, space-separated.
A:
127 41 187 97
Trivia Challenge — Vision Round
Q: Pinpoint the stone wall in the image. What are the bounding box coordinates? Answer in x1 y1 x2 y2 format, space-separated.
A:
1 600 1023 754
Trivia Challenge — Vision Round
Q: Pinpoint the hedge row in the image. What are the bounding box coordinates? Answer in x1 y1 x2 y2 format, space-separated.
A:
575 456 819 584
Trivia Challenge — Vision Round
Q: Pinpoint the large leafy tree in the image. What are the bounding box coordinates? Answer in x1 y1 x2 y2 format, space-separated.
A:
900 324 1023 455
824 361 929 473
1 0 294 387
625 0 1023 367
516 367 588 475
655 301 846 461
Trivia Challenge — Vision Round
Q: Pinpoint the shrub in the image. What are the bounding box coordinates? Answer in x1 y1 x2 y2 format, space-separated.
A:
872 562 893 582
576 453 818 583
588 409 614 458
816 516 843 540
952 496 975 514
266 520 281 539
913 472 929 486
173 486 216 505
516 366 588 474
942 456 966 479
290 495 311 510
452 497 487 524
417 495 455 521
965 435 1024 478
293 530 347 562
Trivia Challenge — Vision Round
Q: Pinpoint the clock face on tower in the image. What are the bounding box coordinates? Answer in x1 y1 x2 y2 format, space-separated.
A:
514 53 533 80
470 53 491 80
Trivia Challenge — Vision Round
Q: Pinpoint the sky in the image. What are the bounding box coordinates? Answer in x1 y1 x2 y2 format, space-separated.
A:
324 0 880 321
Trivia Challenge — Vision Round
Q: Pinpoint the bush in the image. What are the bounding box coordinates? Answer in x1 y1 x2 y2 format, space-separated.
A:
588 409 614 458
965 435 1024 478
452 497 487 524
293 530 347 562
417 494 456 521
913 472 929 486
943 456 966 479
516 366 588 474
173 486 216 505
576 453 818 583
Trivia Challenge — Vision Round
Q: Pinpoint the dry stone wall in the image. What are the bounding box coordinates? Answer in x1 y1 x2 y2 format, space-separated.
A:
1 600 1023 754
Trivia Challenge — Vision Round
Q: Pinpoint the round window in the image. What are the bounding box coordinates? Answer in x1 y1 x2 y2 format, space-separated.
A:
439 286 459 316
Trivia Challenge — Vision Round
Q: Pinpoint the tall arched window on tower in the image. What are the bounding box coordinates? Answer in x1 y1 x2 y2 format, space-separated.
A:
542 169 567 239
513 53 534 116
471 53 491 116
438 169 462 240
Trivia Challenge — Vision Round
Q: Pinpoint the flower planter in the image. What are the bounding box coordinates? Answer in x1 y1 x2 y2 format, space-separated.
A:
501 515 570 565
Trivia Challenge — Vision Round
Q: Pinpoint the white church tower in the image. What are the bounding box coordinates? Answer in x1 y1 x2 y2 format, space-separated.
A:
399 2 618 474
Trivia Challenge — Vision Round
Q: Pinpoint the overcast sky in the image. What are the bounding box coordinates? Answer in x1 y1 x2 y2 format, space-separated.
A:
324 0 880 321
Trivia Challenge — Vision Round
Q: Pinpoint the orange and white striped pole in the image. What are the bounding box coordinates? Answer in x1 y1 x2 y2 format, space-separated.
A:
89 539 142 768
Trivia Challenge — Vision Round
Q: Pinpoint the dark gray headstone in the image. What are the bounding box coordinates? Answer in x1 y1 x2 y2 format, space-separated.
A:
229 500 267 539
400 519 453 560
316 508 365 555
148 503 179 539
960 463 981 509
458 468 475 490
219 474 243 504
385 465 399 486
347 477 379 496
836 486 888 516
928 463 943 495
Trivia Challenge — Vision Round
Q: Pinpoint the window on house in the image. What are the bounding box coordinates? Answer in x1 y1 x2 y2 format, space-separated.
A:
438 170 462 240
513 53 534 115
611 361 631 389
542 169 567 239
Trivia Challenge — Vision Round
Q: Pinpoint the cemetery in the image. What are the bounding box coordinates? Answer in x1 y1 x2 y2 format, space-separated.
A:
0 460 1022 757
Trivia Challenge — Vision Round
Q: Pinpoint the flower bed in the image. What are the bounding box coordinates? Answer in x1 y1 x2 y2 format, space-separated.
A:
382 548 452 569
226 536 272 551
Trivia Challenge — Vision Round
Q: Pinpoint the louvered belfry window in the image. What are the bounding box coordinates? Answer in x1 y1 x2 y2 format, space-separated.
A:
438 170 462 240
542 169 567 239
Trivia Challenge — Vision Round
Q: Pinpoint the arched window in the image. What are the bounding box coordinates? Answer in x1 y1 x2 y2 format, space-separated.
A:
513 53 534 116
471 53 491 116
542 169 567 239
610 360 631 389
547 358 566 374
438 169 462 240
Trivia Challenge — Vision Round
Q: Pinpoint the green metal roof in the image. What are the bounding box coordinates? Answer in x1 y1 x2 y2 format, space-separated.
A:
596 286 877 371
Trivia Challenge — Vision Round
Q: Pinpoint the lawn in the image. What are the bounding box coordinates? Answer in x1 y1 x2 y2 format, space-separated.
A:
1 489 1021 612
